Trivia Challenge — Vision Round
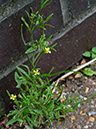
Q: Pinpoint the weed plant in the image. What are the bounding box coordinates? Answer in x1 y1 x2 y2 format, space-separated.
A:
83 47 96 59
6 0 96 128
83 47 96 76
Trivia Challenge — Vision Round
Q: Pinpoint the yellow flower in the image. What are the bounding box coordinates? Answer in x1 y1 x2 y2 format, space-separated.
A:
10 94 17 100
44 47 51 53
33 69 40 75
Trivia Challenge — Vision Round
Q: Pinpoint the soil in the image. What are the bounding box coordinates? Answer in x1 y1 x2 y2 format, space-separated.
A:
0 59 96 129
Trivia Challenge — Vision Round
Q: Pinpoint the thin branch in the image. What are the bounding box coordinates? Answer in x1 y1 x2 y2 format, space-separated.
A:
56 58 96 86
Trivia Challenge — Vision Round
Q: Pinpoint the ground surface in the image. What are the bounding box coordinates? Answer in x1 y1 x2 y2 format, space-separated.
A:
0 59 96 129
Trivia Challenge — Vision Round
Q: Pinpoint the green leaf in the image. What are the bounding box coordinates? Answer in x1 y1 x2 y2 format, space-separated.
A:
55 86 64 102
6 118 22 126
15 72 21 88
21 64 30 75
40 73 51 78
21 17 30 32
83 67 96 76
27 115 38 127
6 119 17 126
92 53 96 59
30 7 33 13
92 47 96 54
49 70 78 77
25 11 30 20
83 51 90 57
33 109 43 115
92 70 96 75
50 43 57 52
16 66 32 81
38 78 44 85
54 107 62 111
79 93 96 103
25 45 37 54
45 35 53 41
46 101 54 111
48 67 54 74
72 103 79 110
29 109 36 115
7 110 18 117
36 26 46 30
6 90 11 97
56 115 65 118
44 24 54 28
66 92 72 101
72 92 78 100
43 0 52 8
44 13 53 23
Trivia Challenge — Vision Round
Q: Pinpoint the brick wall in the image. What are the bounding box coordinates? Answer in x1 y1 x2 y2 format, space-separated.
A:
0 0 96 116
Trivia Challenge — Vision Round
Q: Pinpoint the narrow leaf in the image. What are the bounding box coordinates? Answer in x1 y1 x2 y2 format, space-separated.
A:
21 17 30 32
44 13 53 23
25 45 37 54
6 119 17 126
16 67 32 81
15 72 21 88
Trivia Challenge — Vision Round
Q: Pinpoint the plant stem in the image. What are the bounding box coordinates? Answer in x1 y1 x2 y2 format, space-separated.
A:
33 50 42 64
34 53 44 69
21 24 34 68
55 58 96 85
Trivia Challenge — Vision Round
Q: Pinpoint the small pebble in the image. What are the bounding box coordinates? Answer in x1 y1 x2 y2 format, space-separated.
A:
77 125 81 129
84 97 87 100
86 121 89 124
71 88 75 92
90 122 93 125
85 77 88 80
67 92 69 94
68 75 73 79
85 87 89 94
89 125 92 127
89 116 95 122
79 111 82 114
75 73 82 78
80 95 84 99
84 125 88 128
78 85 83 89
63 93 67 95
82 113 86 116
78 104 81 107
91 105 95 108
91 100 94 104
88 111 96 116
92 82 96 85
84 108 88 112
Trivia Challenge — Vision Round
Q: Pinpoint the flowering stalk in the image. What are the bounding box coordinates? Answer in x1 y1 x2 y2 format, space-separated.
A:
6 0 96 128
10 94 17 100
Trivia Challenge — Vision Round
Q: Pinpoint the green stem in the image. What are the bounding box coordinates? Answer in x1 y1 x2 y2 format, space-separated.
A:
21 24 34 68
33 50 42 64
32 51 35 62
34 52 44 69
31 1 43 37
21 24 26 46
